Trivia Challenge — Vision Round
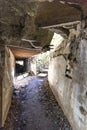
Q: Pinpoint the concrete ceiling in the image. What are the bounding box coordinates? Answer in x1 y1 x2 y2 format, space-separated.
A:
35 1 81 27
9 46 41 58
60 0 87 3
0 0 87 54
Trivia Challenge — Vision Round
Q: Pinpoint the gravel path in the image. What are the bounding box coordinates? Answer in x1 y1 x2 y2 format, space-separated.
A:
3 77 72 130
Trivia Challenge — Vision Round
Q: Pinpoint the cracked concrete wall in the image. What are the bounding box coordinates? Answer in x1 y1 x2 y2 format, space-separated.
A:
48 39 87 130
0 47 15 127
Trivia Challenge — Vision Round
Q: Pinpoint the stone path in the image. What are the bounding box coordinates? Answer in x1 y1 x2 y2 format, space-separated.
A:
3 77 72 130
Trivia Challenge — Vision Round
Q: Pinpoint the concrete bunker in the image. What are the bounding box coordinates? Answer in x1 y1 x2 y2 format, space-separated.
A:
0 0 87 130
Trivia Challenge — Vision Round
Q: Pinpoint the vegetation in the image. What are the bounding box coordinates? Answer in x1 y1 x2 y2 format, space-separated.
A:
35 51 50 73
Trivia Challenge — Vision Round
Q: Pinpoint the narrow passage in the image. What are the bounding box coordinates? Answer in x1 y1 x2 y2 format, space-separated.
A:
4 77 72 130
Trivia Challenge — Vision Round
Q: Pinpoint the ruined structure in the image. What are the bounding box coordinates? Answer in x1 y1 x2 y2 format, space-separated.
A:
0 0 87 130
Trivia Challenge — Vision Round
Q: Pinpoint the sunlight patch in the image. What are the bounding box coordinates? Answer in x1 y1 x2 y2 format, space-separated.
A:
50 33 64 51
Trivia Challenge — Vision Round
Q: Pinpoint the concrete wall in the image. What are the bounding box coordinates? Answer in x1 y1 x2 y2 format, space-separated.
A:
0 47 15 127
0 76 2 128
30 58 37 75
0 46 5 128
48 39 87 130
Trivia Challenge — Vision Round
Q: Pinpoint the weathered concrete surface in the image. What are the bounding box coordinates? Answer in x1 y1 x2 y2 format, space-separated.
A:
0 77 2 128
1 47 15 127
48 39 87 130
0 46 5 128
0 0 87 49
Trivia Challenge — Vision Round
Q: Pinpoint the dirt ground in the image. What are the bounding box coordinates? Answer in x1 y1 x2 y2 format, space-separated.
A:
2 76 72 130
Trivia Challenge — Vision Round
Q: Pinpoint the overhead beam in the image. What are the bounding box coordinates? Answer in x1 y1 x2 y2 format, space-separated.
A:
60 0 87 4
41 21 80 29
7 45 41 58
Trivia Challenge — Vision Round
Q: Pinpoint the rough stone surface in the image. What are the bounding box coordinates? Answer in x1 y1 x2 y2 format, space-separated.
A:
0 0 87 48
48 39 87 130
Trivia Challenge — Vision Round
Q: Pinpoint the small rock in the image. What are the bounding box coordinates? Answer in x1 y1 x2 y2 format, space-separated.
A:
22 120 26 126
